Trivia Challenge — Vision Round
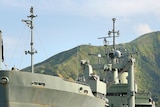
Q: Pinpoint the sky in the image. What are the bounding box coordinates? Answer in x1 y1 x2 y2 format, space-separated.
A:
0 0 160 70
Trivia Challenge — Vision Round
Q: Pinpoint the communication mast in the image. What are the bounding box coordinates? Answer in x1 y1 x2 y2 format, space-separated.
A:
108 18 119 50
22 7 37 73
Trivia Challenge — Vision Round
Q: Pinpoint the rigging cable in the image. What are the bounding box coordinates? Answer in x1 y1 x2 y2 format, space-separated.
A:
34 28 49 59
7 25 27 69
18 27 30 69
8 25 30 70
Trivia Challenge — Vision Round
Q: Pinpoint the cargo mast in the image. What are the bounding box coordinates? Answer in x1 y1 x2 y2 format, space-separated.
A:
22 7 37 73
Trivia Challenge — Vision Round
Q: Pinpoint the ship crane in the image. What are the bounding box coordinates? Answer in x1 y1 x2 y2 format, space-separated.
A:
22 7 37 73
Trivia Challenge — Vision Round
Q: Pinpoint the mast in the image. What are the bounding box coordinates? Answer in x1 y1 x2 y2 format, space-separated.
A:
108 18 119 50
22 7 37 73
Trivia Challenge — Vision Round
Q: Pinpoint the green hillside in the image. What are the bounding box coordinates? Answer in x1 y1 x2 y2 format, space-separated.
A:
24 31 160 103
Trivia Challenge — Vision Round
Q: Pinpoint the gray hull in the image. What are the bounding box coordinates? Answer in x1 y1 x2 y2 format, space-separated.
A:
0 71 106 107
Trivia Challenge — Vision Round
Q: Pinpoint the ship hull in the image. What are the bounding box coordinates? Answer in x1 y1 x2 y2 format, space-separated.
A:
0 71 106 107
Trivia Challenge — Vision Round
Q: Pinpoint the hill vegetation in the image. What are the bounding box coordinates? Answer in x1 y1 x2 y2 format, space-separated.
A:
24 31 160 105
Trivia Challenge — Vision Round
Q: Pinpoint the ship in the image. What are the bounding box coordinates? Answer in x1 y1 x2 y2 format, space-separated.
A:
0 7 155 107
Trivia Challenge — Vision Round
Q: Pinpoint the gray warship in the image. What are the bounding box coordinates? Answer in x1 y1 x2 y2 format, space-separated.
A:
0 7 155 107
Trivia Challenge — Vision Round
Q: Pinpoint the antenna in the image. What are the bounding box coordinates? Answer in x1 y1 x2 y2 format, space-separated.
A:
22 7 37 73
98 37 110 46
108 18 119 50
98 18 119 49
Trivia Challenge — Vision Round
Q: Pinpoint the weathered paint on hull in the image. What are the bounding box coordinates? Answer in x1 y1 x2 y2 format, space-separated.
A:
0 71 106 107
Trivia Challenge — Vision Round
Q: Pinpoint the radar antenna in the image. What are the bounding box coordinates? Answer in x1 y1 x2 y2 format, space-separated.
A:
98 18 119 49
22 7 37 73
98 37 110 46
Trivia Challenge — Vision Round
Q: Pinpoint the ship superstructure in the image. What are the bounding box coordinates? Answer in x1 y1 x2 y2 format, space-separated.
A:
80 18 155 107
0 7 155 107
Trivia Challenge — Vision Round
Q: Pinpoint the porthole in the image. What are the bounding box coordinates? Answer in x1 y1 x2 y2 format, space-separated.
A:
0 76 9 84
